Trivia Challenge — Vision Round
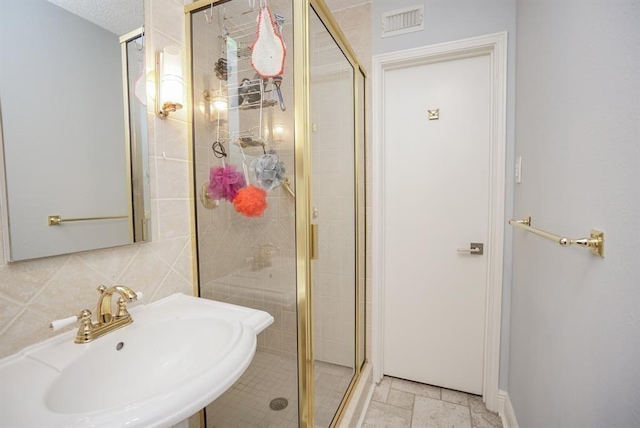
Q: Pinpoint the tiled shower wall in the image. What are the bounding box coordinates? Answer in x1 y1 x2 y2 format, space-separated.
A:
0 0 194 360
192 3 298 360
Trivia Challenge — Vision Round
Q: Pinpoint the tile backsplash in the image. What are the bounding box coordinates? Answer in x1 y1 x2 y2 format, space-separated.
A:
0 0 194 360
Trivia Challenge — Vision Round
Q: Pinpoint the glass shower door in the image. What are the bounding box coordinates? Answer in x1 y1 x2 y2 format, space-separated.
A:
309 8 356 427
189 0 366 426
189 1 299 427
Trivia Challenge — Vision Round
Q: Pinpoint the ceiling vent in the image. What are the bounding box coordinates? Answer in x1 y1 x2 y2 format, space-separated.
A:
381 5 424 38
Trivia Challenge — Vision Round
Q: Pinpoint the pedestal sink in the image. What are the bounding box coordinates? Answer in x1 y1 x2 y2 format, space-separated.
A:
0 293 273 427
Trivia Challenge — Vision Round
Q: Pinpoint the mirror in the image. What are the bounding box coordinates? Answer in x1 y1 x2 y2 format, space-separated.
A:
0 0 149 262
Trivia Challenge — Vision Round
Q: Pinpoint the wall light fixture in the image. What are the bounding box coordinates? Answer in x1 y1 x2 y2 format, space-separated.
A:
155 46 184 119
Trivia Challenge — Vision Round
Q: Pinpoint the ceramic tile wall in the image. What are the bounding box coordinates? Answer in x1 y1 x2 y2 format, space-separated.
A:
0 0 194 360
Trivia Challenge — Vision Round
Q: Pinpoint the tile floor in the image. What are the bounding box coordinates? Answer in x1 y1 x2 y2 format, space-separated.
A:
206 352 299 428
314 361 355 428
205 351 353 428
362 376 503 428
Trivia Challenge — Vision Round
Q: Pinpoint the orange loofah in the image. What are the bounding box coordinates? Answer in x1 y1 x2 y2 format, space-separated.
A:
233 185 267 217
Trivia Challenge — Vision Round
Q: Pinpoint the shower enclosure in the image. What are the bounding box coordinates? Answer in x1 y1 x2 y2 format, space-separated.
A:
186 0 366 427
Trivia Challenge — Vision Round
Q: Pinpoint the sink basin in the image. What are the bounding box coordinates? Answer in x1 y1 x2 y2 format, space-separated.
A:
46 317 240 414
0 293 273 427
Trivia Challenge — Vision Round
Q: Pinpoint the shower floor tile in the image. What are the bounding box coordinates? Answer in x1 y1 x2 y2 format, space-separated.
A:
206 352 299 428
314 361 355 428
205 351 353 428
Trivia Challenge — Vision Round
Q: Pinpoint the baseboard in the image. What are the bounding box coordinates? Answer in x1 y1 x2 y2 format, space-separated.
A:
498 390 519 428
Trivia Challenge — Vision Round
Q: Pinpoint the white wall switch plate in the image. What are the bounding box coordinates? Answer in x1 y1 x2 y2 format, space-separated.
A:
515 156 522 184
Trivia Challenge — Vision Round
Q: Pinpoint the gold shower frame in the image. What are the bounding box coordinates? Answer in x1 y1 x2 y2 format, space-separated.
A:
184 1 367 426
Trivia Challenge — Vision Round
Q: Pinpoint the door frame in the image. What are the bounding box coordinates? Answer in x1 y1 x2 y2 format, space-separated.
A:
371 32 507 412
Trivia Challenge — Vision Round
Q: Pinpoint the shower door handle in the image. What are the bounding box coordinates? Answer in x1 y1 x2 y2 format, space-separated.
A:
310 224 319 260
456 243 484 255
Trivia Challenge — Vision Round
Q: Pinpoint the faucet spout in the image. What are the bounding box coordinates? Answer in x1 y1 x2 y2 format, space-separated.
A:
96 285 138 324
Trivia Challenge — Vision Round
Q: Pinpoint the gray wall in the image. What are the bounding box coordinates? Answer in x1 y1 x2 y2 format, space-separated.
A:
510 0 640 426
372 0 517 391
0 0 129 260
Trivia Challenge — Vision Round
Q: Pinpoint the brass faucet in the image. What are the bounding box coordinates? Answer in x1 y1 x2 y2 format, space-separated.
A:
74 285 138 344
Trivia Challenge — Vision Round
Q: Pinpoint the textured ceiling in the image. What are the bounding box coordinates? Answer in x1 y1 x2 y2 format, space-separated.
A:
46 0 143 36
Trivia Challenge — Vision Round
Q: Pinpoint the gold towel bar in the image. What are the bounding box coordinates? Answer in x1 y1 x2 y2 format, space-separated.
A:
48 215 128 226
509 216 604 258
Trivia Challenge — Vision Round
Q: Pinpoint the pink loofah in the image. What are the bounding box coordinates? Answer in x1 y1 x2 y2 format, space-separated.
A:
208 165 246 202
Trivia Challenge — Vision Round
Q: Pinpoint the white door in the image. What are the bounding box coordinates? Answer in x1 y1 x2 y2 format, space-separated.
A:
383 53 491 395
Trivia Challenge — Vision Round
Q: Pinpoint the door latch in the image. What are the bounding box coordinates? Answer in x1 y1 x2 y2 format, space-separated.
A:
456 243 484 255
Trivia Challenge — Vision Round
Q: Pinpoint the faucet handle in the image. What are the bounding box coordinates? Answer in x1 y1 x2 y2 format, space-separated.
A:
49 314 80 331
116 297 129 318
49 309 92 332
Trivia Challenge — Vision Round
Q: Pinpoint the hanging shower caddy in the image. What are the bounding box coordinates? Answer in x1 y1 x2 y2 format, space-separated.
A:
201 2 293 211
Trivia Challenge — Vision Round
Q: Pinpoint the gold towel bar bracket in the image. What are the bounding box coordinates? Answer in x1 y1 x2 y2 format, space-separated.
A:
48 215 128 226
512 216 531 227
508 216 604 258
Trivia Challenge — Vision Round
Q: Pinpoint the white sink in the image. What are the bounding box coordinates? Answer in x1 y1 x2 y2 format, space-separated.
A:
0 293 273 427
